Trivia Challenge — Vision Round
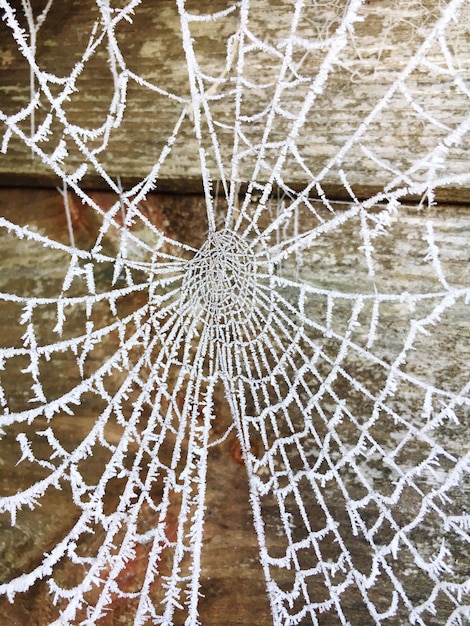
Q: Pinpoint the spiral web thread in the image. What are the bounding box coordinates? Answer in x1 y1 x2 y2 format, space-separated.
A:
0 0 469 624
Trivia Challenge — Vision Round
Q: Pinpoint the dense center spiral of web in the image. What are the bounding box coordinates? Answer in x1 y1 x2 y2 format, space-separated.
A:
182 229 257 322
1 1 469 625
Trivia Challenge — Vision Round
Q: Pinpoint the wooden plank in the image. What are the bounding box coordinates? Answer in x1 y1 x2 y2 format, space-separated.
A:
0 188 468 624
0 187 270 625
0 0 469 202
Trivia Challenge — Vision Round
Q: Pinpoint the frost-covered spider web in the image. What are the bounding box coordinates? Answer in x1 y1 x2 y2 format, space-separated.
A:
0 0 470 624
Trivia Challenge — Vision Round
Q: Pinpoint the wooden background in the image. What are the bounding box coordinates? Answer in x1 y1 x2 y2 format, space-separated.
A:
0 0 469 624
0 0 469 201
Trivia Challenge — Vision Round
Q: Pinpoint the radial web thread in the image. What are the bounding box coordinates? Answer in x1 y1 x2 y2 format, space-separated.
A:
0 1 469 625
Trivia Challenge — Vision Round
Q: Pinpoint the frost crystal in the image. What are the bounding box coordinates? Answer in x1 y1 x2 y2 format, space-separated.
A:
0 0 469 625
181 229 258 326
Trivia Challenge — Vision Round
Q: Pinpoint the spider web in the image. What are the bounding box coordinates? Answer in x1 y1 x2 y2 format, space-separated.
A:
0 0 469 624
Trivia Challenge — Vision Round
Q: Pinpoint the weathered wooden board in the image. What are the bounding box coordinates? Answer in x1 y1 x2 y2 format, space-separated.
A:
0 187 272 625
0 0 469 623
0 0 469 202
0 188 468 624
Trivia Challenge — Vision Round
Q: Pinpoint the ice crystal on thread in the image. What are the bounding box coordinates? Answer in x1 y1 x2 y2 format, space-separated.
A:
181 229 258 326
0 0 469 625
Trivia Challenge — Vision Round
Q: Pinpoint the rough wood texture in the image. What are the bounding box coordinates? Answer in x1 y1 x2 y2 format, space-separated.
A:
0 0 469 202
0 188 271 625
0 188 468 624
0 0 469 623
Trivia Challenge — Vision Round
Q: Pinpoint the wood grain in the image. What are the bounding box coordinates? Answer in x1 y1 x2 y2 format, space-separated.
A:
0 0 469 203
0 188 468 624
